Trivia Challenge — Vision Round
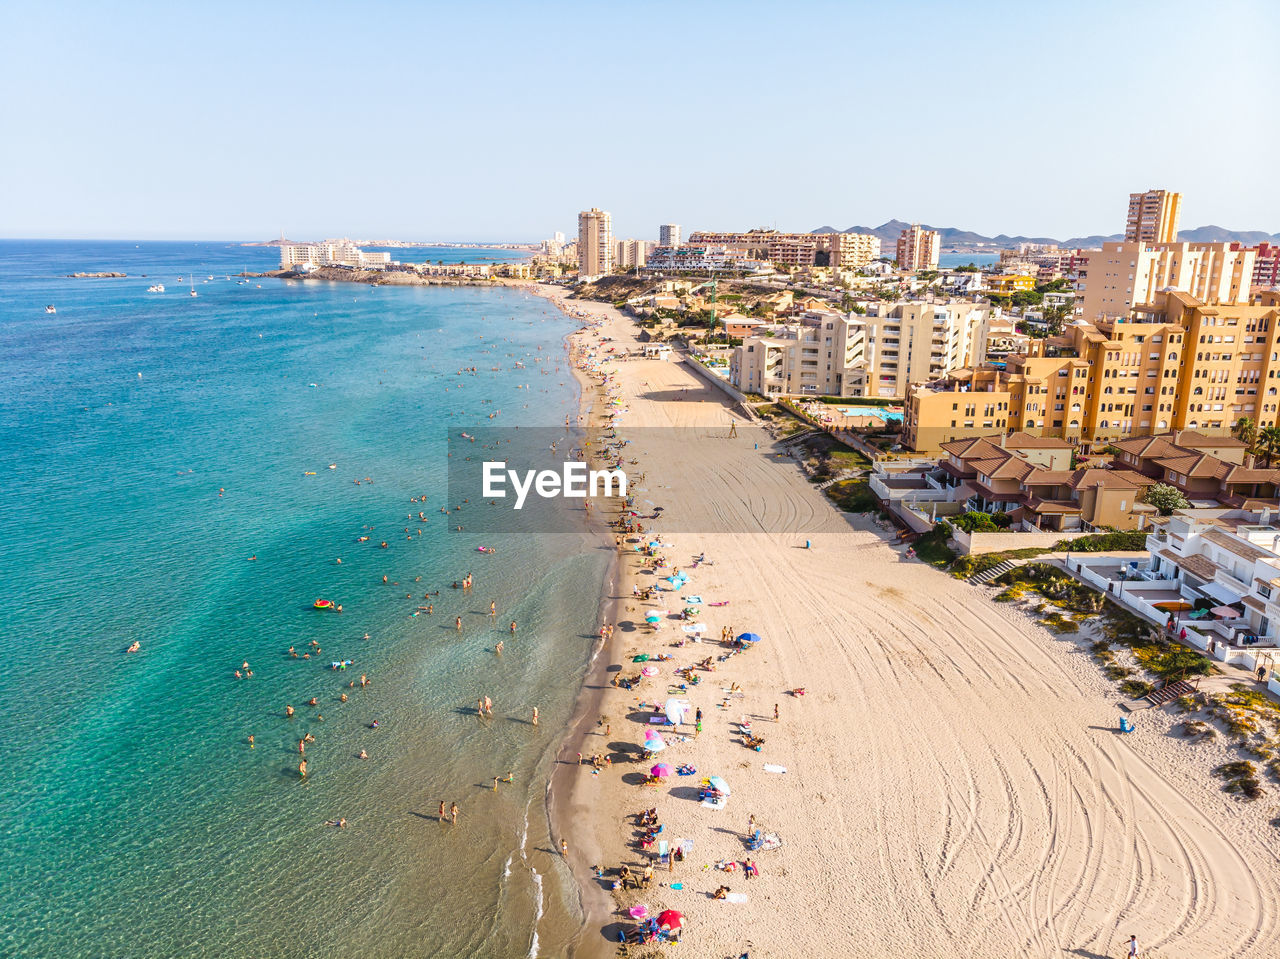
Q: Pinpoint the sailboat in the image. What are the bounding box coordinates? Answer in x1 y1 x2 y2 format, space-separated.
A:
189 272 198 297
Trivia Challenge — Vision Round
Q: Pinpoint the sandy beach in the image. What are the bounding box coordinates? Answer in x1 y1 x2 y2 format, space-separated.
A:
535 283 1280 959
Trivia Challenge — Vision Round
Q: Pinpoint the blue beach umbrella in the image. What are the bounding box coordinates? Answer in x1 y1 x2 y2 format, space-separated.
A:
737 632 762 644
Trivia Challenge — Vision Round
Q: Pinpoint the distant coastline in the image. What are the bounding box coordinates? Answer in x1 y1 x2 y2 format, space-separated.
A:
250 266 537 288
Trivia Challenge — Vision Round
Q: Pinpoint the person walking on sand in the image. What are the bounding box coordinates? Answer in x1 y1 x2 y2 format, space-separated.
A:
450 802 459 825
560 838 568 857
774 703 779 723
532 706 539 727
1126 935 1139 957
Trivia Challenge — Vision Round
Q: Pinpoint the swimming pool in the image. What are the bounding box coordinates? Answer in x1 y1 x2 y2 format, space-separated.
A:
834 405 904 422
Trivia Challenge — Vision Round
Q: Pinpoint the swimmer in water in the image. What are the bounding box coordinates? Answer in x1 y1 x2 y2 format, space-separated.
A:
455 616 462 631
286 705 295 718
495 641 503 655
358 750 367 760
439 801 446 821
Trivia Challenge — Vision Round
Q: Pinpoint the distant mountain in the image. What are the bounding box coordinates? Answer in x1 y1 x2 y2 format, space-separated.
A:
814 220 1280 250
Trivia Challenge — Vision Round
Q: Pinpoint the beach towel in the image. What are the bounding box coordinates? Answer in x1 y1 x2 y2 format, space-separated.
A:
682 596 702 604
657 840 668 860
763 764 787 774
725 893 748 904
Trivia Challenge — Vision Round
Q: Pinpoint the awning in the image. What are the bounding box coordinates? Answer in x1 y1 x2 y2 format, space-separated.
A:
1200 581 1244 606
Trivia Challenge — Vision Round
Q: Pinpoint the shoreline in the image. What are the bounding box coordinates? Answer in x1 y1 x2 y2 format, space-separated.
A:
534 283 630 959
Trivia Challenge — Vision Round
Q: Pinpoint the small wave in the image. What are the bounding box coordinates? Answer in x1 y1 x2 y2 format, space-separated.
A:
503 853 512 878
527 868 544 958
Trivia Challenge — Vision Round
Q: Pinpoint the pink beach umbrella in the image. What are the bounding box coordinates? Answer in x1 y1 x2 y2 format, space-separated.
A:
651 762 672 778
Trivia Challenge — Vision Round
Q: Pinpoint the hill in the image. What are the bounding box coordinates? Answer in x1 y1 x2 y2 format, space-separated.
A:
813 221 1279 250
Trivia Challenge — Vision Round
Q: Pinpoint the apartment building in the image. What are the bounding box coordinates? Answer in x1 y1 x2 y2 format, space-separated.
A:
658 224 682 249
730 299 994 400
1125 189 1182 243
577 208 613 277
730 310 863 397
1078 241 1256 320
896 224 940 272
1252 242 1280 291
856 300 996 398
686 229 880 269
903 289 1280 453
644 245 769 273
614 239 651 269
280 240 391 269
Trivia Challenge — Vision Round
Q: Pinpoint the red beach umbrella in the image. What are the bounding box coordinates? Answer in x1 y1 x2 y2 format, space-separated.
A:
657 909 683 930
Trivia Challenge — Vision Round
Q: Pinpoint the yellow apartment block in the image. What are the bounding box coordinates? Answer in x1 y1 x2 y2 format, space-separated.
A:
987 274 1036 293
904 289 1280 453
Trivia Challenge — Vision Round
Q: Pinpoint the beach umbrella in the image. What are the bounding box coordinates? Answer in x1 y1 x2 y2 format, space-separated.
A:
628 905 649 919
707 775 731 796
644 734 666 752
645 612 661 623
651 763 672 777
664 698 688 725
641 665 659 677
1211 605 1241 619
657 910 683 930
737 632 762 644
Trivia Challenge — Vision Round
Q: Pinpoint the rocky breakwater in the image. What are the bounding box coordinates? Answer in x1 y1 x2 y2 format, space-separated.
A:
67 271 127 278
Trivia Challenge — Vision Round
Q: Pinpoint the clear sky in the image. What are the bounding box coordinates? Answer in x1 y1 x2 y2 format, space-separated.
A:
3 0 1276 242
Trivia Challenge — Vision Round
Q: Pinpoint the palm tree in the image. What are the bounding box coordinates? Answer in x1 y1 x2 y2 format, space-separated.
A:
1258 425 1280 467
1232 416 1258 453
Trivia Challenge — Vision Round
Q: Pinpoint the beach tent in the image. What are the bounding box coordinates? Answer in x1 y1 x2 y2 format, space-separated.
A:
737 632 762 644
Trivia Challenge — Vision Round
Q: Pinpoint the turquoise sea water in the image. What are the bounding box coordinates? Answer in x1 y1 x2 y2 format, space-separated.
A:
0 241 605 957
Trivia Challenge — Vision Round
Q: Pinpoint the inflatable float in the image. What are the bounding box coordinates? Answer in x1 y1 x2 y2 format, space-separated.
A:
313 599 334 610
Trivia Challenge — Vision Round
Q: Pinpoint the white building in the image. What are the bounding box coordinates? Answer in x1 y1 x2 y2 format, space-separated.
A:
659 224 682 249
1072 508 1280 687
730 310 865 397
280 239 390 270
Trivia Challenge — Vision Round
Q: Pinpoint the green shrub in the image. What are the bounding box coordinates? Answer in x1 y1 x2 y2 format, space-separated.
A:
1057 530 1149 552
825 479 878 513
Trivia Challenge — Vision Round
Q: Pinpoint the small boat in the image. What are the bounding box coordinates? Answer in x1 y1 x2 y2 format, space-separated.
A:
45 305 56 314
189 272 197 297
313 599 334 610
147 284 165 293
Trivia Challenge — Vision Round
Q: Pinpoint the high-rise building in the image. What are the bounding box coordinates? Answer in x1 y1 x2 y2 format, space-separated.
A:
614 239 651 269
553 231 565 245
1125 189 1181 243
902 289 1280 452
1251 242 1280 290
895 224 940 272
658 224 682 249
577 208 613 277
729 300 995 399
1078 241 1255 320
